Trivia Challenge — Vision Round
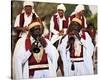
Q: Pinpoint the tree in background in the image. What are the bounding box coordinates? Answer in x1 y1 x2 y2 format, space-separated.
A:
87 13 97 29
84 5 92 17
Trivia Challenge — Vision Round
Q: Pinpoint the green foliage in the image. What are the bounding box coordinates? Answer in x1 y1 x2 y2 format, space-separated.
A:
84 5 92 17
87 13 97 29
64 4 77 16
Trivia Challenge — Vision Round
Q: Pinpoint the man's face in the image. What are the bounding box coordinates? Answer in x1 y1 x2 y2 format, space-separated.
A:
57 9 64 18
77 10 85 16
24 5 32 15
68 29 80 40
69 29 79 38
68 22 81 40
30 26 43 40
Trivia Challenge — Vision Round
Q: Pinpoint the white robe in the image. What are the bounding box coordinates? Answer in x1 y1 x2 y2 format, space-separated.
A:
50 13 67 44
13 35 59 80
59 32 94 76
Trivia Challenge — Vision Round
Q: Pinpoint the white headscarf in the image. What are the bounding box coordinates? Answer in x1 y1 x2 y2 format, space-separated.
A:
22 1 39 17
57 4 66 12
71 4 85 15
75 4 85 13
23 1 34 8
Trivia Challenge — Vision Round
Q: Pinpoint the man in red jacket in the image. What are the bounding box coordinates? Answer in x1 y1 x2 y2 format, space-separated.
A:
50 4 70 45
14 1 39 38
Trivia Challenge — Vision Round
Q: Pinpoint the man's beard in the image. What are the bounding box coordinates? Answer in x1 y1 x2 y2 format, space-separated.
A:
32 34 41 41
74 32 81 40
66 35 75 49
66 32 80 49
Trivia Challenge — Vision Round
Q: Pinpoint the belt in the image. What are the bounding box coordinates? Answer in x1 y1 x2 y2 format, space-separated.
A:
71 60 84 62
29 64 49 69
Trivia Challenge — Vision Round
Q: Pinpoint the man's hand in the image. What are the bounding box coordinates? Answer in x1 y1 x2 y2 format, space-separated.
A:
39 37 47 48
21 26 29 32
59 29 64 36
16 26 29 32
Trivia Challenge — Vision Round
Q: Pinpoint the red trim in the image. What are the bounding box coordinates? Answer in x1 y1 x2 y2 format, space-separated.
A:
19 13 24 27
70 45 83 58
53 15 69 32
72 60 84 62
63 17 69 28
81 16 85 28
19 13 37 27
28 51 48 76
25 35 49 76
29 67 49 77
53 15 59 31
25 34 31 51
81 31 86 40
28 50 48 65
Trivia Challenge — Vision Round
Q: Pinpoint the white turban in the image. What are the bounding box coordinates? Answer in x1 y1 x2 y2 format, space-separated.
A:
71 4 85 15
22 1 39 17
75 4 85 13
57 4 66 12
23 1 34 8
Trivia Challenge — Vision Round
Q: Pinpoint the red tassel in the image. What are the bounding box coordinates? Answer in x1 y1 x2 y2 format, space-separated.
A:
25 35 31 51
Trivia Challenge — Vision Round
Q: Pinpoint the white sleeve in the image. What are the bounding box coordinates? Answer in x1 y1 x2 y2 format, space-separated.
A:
59 35 68 52
86 33 94 57
13 38 31 79
50 16 59 35
59 35 70 61
14 14 20 27
84 16 87 28
82 32 94 57
82 32 94 74
13 57 22 80
44 39 59 70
